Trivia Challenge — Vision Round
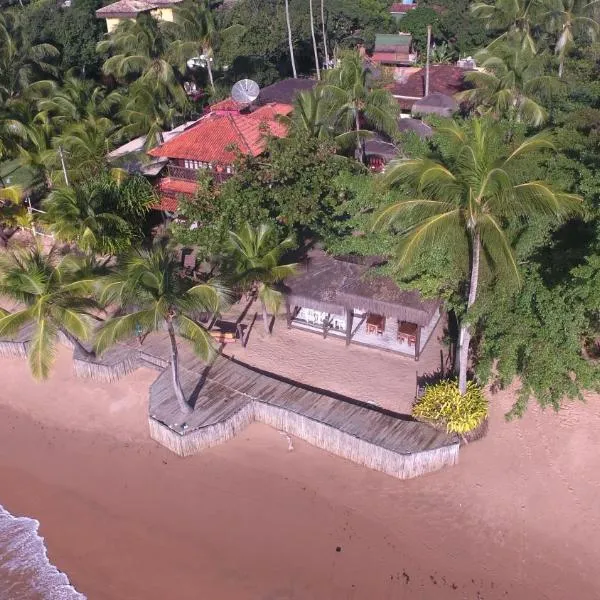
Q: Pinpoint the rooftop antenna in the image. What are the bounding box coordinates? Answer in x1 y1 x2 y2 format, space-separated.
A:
231 79 260 107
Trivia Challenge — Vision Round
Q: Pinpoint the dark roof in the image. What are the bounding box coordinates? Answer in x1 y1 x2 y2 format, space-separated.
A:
96 0 181 18
412 92 458 116
257 78 317 105
389 65 468 110
284 251 440 326
363 135 399 161
397 118 433 138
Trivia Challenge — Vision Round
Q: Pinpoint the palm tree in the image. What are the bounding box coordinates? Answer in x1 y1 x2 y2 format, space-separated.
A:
0 185 28 247
471 0 543 53
0 108 29 175
458 43 554 127
543 0 600 77
115 81 178 149
321 50 399 162
309 0 321 80
170 0 221 92
42 183 133 255
0 13 60 103
285 0 298 78
32 74 122 132
278 88 327 138
97 16 187 109
0 246 100 379
49 116 116 183
227 223 297 335
372 119 582 394
94 246 226 414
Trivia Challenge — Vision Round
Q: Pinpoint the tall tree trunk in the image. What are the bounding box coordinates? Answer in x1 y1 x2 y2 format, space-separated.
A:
167 318 192 414
285 0 298 78
458 231 481 395
309 0 321 80
558 53 564 79
320 0 329 68
261 299 270 335
355 110 364 164
205 47 215 91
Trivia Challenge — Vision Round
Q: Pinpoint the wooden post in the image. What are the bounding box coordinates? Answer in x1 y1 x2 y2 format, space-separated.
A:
345 309 353 346
285 301 293 329
322 316 328 339
415 326 422 362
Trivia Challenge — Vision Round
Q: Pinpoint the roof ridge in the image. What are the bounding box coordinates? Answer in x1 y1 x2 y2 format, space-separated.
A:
228 113 253 154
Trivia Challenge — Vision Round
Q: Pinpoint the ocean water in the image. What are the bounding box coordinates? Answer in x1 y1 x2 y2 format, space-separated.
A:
0 504 85 599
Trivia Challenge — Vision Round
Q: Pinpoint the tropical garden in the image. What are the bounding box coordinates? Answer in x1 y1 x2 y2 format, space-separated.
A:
0 0 599 429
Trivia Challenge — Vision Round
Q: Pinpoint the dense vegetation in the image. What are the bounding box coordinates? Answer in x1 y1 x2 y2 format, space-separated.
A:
1 0 600 418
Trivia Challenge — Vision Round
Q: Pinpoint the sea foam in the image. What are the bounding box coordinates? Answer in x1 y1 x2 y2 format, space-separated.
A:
0 504 85 599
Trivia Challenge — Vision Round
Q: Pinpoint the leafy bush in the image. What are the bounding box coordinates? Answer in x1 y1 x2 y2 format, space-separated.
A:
413 380 488 434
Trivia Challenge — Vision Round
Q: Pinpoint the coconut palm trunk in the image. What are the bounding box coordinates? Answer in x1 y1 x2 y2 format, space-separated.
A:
166 317 192 414
261 299 271 335
458 231 481 394
355 110 364 163
309 0 321 80
320 0 329 67
558 53 565 78
285 0 298 78
205 49 215 91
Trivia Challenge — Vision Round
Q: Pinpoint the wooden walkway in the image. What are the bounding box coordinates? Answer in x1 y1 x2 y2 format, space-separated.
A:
3 330 460 479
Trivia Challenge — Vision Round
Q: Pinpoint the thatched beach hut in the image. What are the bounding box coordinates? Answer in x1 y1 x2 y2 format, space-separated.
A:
283 252 441 360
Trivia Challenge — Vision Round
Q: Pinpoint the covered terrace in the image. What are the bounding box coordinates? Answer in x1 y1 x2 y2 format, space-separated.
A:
283 252 441 361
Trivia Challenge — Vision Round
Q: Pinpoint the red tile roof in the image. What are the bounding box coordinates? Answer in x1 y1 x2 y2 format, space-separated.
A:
153 196 179 212
148 103 292 163
151 178 198 211
388 65 468 109
390 2 416 12
208 97 240 112
157 178 198 195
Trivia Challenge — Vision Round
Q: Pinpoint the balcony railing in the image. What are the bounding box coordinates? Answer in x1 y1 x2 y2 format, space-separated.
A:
167 164 232 184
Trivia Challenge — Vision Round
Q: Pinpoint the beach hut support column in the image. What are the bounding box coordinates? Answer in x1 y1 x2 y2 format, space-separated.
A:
345 309 353 346
415 326 421 361
285 300 293 329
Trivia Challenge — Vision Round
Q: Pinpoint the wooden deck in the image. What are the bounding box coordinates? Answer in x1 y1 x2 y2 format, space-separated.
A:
1 329 460 479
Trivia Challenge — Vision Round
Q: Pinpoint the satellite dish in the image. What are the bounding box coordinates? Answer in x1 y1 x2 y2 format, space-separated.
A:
231 79 260 106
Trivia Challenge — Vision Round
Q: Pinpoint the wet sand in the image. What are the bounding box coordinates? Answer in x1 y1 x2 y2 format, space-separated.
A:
0 346 599 599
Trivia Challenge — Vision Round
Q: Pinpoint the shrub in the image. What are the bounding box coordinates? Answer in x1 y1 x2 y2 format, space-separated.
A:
413 380 488 435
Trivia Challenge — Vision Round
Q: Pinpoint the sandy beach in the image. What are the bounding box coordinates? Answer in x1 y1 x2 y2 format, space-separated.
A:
1 345 599 599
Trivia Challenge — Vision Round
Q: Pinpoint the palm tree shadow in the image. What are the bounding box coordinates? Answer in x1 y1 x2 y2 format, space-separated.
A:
187 362 215 410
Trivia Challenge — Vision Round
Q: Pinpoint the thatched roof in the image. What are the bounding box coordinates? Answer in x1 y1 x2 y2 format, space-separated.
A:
284 252 440 326
362 134 399 161
397 117 433 139
411 92 458 117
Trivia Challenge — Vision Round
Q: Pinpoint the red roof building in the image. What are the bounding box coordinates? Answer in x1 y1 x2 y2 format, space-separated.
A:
387 65 469 111
148 102 292 212
390 2 417 15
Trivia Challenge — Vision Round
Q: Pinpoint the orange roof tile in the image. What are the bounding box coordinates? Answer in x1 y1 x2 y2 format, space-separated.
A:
152 196 179 212
148 103 292 163
157 178 198 195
